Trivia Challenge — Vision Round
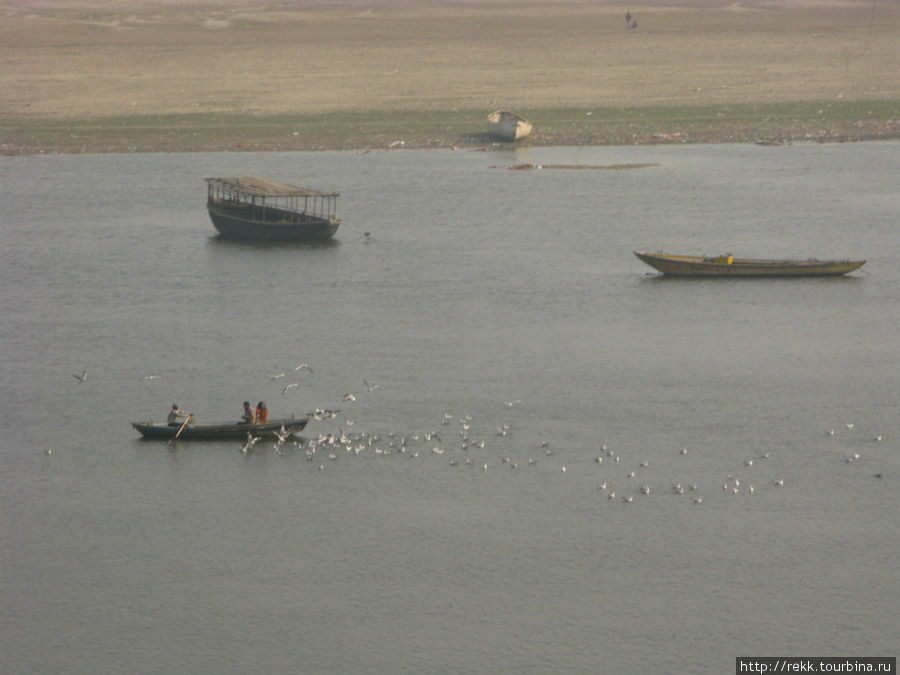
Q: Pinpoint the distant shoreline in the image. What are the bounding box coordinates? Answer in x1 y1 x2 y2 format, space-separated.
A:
3 0 898 155
3 101 898 155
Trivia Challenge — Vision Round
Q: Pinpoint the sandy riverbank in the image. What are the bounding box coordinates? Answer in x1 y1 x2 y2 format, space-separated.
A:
2 0 898 154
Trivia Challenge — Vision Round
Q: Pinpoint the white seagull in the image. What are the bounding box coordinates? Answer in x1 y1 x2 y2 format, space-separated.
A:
73 370 87 382
364 379 379 392
274 425 290 444
294 363 314 373
281 383 299 395
241 433 259 454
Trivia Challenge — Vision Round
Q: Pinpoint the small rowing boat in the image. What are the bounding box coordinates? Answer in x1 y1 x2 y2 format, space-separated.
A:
132 416 308 441
486 110 533 141
634 251 865 277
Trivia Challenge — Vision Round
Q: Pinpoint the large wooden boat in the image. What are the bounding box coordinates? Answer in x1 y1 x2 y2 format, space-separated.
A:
132 416 308 441
634 251 866 277
205 176 340 241
486 110 533 141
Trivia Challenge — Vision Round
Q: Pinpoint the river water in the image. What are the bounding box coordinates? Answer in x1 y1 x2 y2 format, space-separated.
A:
1 142 897 673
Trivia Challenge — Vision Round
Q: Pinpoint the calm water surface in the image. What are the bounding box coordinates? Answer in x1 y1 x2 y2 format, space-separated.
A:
1 143 898 673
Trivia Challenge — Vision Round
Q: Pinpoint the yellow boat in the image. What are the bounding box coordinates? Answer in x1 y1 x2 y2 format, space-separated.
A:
634 251 866 277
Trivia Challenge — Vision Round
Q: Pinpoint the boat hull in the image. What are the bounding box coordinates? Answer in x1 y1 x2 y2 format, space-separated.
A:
132 417 308 440
208 207 340 241
634 251 865 277
487 110 533 141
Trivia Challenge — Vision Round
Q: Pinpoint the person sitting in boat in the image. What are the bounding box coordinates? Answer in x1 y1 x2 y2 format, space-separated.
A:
167 404 190 426
241 401 255 424
255 401 268 424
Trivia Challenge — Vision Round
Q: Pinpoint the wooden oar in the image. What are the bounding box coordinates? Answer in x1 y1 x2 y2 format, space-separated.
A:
173 413 193 440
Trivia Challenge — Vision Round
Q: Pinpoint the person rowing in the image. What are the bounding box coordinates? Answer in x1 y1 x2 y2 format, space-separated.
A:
167 404 192 426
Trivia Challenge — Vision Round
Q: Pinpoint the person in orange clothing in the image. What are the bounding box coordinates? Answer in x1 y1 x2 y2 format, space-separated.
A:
255 401 268 424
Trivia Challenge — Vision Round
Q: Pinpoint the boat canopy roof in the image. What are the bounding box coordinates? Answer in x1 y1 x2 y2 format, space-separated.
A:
206 176 338 198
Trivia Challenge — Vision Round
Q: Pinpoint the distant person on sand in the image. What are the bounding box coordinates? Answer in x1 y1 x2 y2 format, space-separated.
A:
626 11 631 26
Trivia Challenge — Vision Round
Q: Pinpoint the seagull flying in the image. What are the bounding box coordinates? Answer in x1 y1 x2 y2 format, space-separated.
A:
281 383 299 395
294 363 314 373
364 379 379 392
274 425 290 443
241 433 260 454
73 370 87 382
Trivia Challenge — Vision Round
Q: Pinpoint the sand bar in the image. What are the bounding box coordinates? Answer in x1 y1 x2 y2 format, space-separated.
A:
2 0 898 153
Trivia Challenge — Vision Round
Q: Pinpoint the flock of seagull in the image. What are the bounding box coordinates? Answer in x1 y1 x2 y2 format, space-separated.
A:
231 372 889 505
70 364 889 499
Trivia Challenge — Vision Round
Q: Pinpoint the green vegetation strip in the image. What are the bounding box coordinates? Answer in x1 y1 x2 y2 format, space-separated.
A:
2 100 897 155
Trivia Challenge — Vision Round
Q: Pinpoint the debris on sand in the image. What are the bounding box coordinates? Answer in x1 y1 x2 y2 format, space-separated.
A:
495 163 660 171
